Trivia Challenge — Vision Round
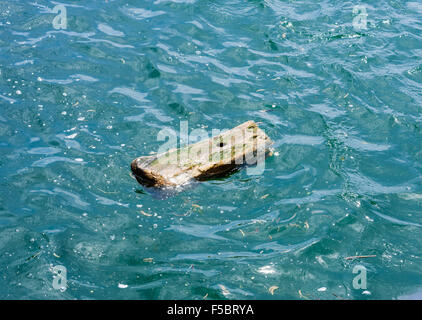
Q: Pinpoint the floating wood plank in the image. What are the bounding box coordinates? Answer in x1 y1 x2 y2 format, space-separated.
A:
131 120 273 187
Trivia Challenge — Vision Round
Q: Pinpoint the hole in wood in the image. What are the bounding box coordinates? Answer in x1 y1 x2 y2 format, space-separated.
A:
218 142 225 147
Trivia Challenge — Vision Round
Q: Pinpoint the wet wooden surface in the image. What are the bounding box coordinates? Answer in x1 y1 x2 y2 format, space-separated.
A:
131 120 273 187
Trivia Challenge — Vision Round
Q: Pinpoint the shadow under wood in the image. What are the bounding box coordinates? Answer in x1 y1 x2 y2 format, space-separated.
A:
132 165 242 199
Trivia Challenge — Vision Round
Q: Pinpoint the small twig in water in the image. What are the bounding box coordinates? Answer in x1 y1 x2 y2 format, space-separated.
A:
332 293 349 300
344 255 376 261
97 187 118 194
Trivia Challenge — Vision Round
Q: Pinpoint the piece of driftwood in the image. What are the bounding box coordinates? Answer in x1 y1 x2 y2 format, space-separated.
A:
131 120 273 187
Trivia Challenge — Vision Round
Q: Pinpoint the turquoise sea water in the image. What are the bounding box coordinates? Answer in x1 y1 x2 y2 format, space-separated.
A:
1 0 422 300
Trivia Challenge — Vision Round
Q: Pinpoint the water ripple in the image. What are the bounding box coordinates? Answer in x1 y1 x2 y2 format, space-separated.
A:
1 0 422 300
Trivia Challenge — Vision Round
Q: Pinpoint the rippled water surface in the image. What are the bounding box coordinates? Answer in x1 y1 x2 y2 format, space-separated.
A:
1 0 422 299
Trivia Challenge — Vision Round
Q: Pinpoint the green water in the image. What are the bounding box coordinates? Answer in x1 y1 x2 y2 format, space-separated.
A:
1 0 422 300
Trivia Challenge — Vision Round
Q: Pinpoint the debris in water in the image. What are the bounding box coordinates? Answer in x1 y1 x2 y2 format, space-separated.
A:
131 121 273 187
140 210 153 217
344 255 376 261
218 284 231 297
298 290 310 300
269 286 279 295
